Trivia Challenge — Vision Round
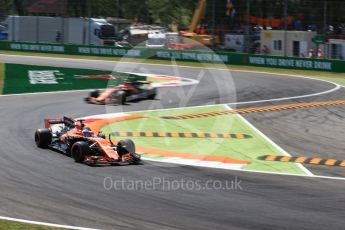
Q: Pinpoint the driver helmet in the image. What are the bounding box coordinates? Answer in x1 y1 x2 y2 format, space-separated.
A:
82 128 92 137
75 122 84 130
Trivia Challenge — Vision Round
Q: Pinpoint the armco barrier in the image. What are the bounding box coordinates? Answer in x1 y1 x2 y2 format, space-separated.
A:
1 41 345 73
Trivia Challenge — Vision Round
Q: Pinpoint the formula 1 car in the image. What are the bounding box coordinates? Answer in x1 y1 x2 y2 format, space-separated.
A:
34 116 141 165
85 80 157 105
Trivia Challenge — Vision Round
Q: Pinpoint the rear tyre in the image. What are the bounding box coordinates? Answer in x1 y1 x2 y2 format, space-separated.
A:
90 90 100 98
131 152 141 164
35 129 52 148
116 91 126 105
71 141 90 163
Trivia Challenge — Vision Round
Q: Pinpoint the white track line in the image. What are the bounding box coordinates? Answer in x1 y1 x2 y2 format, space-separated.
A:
228 83 341 105
0 216 99 230
223 104 314 176
144 157 345 181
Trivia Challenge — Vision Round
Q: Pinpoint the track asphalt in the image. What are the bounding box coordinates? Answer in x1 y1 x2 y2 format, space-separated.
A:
0 54 344 230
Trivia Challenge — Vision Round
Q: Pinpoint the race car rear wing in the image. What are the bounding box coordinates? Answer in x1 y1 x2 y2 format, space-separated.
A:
44 116 76 129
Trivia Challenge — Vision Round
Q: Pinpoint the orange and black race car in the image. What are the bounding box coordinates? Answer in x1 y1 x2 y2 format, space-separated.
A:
85 80 157 105
34 117 141 165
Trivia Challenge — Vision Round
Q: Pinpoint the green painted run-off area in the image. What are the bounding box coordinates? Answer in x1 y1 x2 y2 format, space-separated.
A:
102 105 307 175
2 63 147 94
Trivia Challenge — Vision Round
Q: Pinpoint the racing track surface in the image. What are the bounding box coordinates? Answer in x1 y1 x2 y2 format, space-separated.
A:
0 54 345 230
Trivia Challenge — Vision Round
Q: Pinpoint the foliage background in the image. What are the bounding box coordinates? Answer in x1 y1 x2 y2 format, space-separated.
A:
0 0 344 30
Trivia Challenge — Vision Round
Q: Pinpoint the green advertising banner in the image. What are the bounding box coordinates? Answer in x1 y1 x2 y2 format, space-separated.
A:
73 45 148 58
0 41 8 50
247 55 345 72
0 63 4 94
1 41 345 73
0 41 149 58
154 49 229 63
9 42 65 53
152 49 246 65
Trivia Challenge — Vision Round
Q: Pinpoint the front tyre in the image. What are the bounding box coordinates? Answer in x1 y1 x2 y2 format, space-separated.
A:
117 139 135 156
35 129 52 148
147 88 157 100
71 141 90 163
130 152 141 164
117 90 127 105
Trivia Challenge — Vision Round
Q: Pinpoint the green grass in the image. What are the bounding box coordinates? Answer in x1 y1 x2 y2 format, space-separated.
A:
102 105 306 175
0 219 66 230
311 76 345 87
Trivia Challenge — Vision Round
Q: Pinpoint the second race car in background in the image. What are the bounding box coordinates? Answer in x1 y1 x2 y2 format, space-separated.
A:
85 80 157 105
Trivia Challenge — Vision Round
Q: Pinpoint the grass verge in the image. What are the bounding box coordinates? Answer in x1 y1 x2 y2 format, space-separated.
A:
0 219 66 230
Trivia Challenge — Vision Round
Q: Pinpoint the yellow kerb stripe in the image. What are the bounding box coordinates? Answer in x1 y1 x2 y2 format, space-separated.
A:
132 132 140 137
265 155 276 161
310 158 322 164
236 134 245 139
223 134 231 138
145 132 153 137
295 157 307 163
171 132 179 137
325 159 337 166
119 132 127 137
184 133 192 138
280 156 291 162
158 132 166 137
210 133 217 138
197 133 205 138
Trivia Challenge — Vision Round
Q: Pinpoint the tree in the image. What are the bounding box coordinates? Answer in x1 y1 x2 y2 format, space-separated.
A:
145 0 194 27
14 0 26 15
120 0 149 22
0 0 13 18
67 0 87 17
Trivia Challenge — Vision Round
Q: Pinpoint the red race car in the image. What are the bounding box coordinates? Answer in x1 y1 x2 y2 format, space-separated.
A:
34 116 141 165
85 80 157 105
